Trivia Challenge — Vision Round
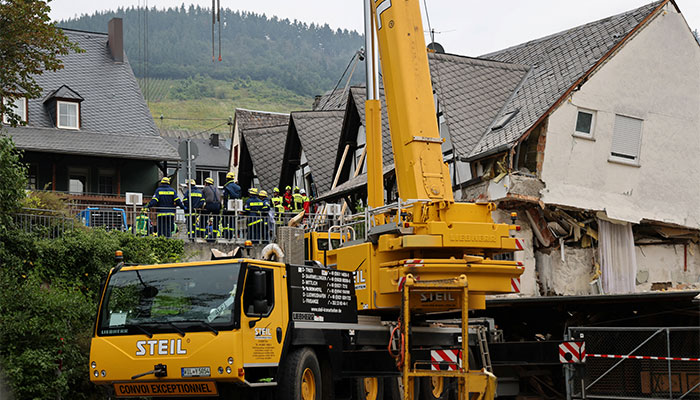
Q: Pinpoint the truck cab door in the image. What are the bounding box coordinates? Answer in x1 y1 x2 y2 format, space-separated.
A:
240 264 287 370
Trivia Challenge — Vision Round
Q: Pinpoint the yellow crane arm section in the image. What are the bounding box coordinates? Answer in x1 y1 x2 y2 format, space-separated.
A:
371 0 453 202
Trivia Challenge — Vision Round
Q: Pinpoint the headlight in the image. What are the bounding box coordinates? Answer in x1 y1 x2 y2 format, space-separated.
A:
227 357 234 365
101 370 106 377
93 371 99 377
226 366 232 374
218 367 224 374
91 361 96 369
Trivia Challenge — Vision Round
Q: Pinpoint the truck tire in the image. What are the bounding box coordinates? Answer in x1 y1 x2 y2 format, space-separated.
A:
355 377 384 400
419 377 453 400
278 347 323 400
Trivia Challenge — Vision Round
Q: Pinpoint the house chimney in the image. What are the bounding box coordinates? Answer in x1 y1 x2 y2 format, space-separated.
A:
108 18 124 62
210 133 220 148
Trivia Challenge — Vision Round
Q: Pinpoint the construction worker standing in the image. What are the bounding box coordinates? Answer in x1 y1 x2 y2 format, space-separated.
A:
300 188 311 214
133 208 151 236
146 177 184 238
182 179 205 239
259 190 274 242
271 187 285 226
201 177 222 240
222 172 241 240
292 186 304 213
244 188 265 243
283 186 293 211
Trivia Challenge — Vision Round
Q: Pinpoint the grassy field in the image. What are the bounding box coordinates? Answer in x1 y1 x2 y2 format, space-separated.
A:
139 77 314 133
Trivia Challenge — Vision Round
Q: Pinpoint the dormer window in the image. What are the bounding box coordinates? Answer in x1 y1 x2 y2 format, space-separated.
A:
57 101 79 130
2 96 27 124
43 85 83 130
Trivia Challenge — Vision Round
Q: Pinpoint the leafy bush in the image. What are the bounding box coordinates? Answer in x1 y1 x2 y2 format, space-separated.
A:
0 228 184 399
0 136 27 226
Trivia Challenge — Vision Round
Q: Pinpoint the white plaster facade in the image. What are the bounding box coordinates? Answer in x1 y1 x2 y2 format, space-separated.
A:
540 5 700 229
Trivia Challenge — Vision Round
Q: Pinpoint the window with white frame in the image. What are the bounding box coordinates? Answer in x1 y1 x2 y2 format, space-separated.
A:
2 96 27 124
68 167 89 194
610 114 643 164
574 109 595 138
57 101 79 129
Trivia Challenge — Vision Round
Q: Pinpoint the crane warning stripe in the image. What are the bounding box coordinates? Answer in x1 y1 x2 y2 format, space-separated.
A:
559 341 586 363
431 349 461 371
511 277 521 293
588 354 700 362
114 381 218 397
515 239 524 250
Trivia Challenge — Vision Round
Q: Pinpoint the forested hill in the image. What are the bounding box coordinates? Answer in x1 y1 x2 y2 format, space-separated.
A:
58 6 364 97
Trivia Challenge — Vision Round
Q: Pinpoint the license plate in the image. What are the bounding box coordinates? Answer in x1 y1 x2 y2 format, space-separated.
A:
181 367 211 378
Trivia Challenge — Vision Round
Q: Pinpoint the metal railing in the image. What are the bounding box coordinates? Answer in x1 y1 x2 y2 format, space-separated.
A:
566 326 700 400
13 209 76 239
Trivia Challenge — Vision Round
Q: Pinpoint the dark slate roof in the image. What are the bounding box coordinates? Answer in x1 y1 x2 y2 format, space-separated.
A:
349 86 394 165
163 137 230 168
8 126 179 161
7 29 178 160
291 110 345 192
428 53 530 153
44 85 83 102
313 88 350 111
160 128 232 140
242 124 288 191
234 108 289 131
469 0 666 158
316 164 394 202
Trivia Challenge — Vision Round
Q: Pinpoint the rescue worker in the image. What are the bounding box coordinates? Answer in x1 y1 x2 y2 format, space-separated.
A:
300 188 311 214
243 188 266 243
283 185 294 211
133 208 151 236
271 187 285 226
259 190 274 242
292 186 304 213
182 179 205 239
222 172 242 240
201 177 221 240
146 177 184 238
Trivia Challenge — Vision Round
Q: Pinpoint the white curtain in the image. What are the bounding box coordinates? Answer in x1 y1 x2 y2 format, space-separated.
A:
598 219 637 294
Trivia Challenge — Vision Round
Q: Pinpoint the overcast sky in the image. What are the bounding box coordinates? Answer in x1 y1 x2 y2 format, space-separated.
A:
49 0 700 56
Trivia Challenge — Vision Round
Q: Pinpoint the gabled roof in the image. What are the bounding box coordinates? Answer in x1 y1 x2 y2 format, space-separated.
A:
468 0 668 158
43 85 84 102
290 110 345 193
242 124 288 190
428 53 530 153
8 29 178 160
234 108 289 131
313 88 351 111
348 86 394 165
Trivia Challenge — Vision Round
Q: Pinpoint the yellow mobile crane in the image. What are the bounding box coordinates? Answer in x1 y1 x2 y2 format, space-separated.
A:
89 1 523 399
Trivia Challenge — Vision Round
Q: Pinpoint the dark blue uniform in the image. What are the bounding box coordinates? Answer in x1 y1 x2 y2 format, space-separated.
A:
244 195 267 243
222 180 242 239
183 187 205 238
146 183 184 238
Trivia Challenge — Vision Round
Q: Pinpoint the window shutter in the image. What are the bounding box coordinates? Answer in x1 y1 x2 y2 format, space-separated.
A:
611 115 642 160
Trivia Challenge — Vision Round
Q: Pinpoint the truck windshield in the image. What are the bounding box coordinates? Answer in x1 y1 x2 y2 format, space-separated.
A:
97 262 242 336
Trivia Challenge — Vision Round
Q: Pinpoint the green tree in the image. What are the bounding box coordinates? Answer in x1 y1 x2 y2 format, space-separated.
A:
0 0 81 126
0 136 26 227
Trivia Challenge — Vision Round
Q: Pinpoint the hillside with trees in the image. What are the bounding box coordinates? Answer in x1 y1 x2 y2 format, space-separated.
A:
58 6 364 130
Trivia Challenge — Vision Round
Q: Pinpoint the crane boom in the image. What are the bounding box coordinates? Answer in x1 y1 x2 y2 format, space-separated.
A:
371 0 453 202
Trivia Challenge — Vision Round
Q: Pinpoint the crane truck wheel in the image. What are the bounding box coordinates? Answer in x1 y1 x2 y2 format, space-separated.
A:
418 377 453 400
278 347 323 400
355 377 384 400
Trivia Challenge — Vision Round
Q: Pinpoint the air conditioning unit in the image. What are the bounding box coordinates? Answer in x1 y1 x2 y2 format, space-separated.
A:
227 199 243 211
325 203 341 216
125 192 143 205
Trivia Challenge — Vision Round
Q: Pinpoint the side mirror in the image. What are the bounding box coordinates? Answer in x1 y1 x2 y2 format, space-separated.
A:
251 270 267 302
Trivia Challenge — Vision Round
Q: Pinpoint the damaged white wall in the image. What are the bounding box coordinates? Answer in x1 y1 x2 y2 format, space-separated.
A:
635 243 700 290
540 4 700 229
535 247 595 296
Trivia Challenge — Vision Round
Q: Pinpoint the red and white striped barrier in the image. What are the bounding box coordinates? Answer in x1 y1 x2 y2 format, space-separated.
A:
588 353 700 362
431 349 462 370
402 259 425 267
559 342 586 363
515 238 524 250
